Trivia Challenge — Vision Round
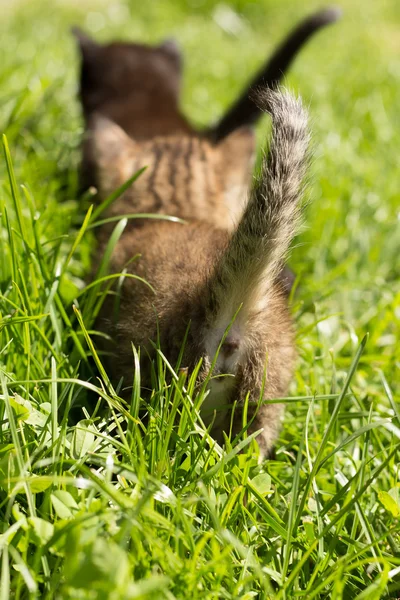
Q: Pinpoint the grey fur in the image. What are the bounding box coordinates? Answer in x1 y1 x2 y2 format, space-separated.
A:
207 89 310 322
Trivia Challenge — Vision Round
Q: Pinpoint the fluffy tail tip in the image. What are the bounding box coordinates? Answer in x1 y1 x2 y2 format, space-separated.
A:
252 88 308 132
314 6 343 25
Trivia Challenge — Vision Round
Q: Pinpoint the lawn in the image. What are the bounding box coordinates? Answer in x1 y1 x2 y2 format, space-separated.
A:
1 0 400 598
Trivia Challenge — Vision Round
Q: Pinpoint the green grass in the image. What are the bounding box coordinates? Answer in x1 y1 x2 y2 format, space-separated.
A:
1 0 400 598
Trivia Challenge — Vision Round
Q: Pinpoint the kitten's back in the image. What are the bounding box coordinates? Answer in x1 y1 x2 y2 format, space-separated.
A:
85 114 255 230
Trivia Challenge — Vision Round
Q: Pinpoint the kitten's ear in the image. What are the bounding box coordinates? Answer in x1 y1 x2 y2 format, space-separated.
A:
83 115 138 194
88 114 136 164
217 126 256 221
85 113 136 173
72 26 99 59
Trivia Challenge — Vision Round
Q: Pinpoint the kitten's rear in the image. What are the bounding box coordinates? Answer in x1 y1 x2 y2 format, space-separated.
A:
90 89 310 458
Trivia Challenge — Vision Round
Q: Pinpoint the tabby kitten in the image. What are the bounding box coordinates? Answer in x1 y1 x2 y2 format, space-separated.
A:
84 89 310 458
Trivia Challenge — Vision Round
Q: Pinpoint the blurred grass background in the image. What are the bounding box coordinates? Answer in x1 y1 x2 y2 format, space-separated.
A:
1 0 400 597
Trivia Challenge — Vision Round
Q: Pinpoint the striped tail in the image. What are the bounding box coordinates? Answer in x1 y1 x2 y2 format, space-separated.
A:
209 6 340 141
208 89 310 321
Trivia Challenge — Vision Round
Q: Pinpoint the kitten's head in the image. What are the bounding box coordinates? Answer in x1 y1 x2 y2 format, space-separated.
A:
73 28 183 114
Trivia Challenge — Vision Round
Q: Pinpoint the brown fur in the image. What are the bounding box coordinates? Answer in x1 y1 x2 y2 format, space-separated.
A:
73 33 190 140
87 115 254 232
87 90 311 458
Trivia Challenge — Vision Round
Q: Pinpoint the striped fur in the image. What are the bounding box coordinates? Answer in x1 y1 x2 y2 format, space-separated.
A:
86 114 253 231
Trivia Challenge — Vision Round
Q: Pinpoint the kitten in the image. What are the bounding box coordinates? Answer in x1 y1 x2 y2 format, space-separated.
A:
84 89 310 458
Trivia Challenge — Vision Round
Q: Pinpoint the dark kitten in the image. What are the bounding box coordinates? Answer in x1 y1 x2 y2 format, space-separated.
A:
72 32 189 140
73 6 339 141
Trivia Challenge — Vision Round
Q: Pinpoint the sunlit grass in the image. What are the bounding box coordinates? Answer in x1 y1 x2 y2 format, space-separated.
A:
0 0 399 598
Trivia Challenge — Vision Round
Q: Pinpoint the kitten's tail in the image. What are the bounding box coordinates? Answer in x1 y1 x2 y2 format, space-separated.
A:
209 6 340 141
208 89 310 321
